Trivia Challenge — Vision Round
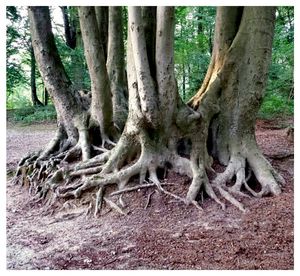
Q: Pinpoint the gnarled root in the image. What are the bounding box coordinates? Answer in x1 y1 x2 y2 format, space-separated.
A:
208 144 283 211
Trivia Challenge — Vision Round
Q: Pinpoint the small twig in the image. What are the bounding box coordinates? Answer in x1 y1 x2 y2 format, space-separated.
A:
144 191 155 209
200 191 204 204
160 186 186 203
191 200 204 211
159 186 203 211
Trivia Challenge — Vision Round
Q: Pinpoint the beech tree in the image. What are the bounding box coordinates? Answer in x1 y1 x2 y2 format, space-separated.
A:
15 6 284 215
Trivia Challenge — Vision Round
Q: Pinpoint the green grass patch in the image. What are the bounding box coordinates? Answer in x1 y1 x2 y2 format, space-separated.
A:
9 105 57 124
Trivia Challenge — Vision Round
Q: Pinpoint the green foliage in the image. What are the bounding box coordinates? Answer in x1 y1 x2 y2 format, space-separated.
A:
11 105 57 124
258 91 293 119
259 6 294 118
6 86 32 109
6 6 30 95
6 6 294 121
174 7 216 101
55 34 90 90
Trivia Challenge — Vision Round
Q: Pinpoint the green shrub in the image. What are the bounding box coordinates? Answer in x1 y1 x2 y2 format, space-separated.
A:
258 91 293 119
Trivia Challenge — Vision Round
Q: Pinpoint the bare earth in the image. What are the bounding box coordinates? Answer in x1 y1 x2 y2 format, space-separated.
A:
6 118 294 270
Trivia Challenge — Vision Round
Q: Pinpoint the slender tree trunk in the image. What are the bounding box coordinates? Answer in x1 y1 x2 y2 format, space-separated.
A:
182 63 186 100
95 7 108 61
61 7 86 90
78 7 117 146
142 7 157 79
30 43 43 106
44 87 49 106
61 6 76 49
197 7 203 34
107 6 128 130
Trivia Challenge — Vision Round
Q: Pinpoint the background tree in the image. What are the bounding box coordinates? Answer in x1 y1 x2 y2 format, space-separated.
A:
59 6 89 91
6 6 44 107
260 6 294 116
60 6 77 49
6 7 26 97
174 7 215 101
29 41 43 106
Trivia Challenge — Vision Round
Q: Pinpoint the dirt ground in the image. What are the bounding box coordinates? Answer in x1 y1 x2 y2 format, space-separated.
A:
6 118 294 270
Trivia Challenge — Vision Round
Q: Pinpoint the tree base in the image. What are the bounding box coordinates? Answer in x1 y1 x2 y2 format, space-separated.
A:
14 127 284 216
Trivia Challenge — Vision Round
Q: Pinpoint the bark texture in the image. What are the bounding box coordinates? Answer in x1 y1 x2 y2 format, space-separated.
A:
188 7 284 203
95 6 108 61
78 6 117 145
107 6 128 130
28 6 82 145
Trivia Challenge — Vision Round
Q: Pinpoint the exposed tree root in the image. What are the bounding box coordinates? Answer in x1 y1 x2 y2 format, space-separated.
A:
14 121 285 216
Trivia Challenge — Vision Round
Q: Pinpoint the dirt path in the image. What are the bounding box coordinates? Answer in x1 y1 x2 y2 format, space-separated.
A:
6 119 294 269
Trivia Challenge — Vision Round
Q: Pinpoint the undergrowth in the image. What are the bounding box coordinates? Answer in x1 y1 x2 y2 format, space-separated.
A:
258 91 293 119
8 105 57 124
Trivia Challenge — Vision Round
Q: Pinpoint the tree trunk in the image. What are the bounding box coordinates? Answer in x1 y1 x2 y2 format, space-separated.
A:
78 6 117 146
28 6 89 159
182 63 186 100
107 6 128 130
61 6 77 49
142 7 157 79
188 7 284 201
16 6 284 216
30 43 43 106
95 6 108 61
44 87 49 106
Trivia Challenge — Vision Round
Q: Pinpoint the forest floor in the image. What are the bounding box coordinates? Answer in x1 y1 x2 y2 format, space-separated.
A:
6 117 294 270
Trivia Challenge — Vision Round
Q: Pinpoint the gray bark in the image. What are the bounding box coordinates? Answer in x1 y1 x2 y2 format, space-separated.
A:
128 6 158 127
95 6 108 61
189 7 282 197
78 7 116 143
28 6 82 143
107 6 128 130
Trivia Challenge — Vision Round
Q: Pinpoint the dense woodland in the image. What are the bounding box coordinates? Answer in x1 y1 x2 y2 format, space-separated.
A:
6 6 294 215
